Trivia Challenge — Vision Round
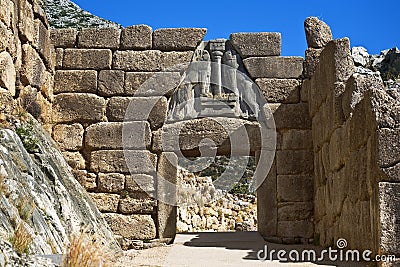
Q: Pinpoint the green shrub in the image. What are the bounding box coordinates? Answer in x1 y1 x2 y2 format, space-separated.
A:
15 120 39 153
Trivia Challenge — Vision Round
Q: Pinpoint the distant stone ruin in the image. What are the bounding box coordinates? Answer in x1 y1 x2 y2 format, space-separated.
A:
0 1 399 265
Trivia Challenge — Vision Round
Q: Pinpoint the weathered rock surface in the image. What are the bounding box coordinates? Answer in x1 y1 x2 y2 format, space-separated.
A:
243 57 303 79
52 123 84 150
77 28 120 49
53 93 106 123
351 46 370 67
121 25 152 50
54 70 97 94
304 17 332 48
0 116 119 259
50 28 76 48
103 213 156 240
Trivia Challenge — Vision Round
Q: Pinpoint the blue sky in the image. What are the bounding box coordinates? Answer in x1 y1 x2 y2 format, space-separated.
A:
73 0 398 56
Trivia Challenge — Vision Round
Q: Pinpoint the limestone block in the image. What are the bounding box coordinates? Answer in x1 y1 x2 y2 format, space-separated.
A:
119 195 157 214
281 129 312 150
278 202 313 221
0 51 15 96
0 23 12 53
153 28 206 51
53 123 84 151
0 0 12 27
72 170 96 190
103 213 156 240
121 25 152 50
50 28 77 48
62 151 85 169
98 70 124 96
53 93 106 123
33 1 47 26
157 152 178 240
379 182 400 255
328 126 347 171
304 17 332 48
85 121 151 150
21 44 45 88
160 51 194 71
370 87 400 129
303 48 322 78
124 72 154 96
125 72 180 97
300 78 310 103
348 98 369 151
54 70 97 94
106 96 167 130
0 92 15 114
55 48 63 69
97 173 125 193
243 56 303 79
257 158 277 237
230 32 281 57
256 78 300 103
316 38 354 87
18 0 34 42
36 91 53 123
378 128 400 168
89 193 120 212
77 28 120 49
276 150 313 175
277 175 313 202
342 74 384 121
113 50 161 71
40 71 54 102
90 150 156 174
277 221 314 238
63 49 112 70
33 19 52 68
125 174 156 194
273 103 312 129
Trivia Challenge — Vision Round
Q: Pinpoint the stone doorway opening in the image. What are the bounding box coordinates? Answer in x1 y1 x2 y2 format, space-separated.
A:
176 155 258 233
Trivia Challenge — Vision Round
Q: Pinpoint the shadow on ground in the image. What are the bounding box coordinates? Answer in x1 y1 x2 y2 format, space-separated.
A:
179 232 369 267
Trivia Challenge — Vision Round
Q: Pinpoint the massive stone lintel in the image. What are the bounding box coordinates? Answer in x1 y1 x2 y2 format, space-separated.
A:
154 117 261 157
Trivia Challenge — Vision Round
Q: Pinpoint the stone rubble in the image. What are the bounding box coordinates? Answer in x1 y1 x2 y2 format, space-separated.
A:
177 167 257 233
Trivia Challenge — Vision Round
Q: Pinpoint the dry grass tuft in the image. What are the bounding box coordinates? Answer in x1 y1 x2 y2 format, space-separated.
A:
10 222 34 254
15 196 36 222
62 231 114 267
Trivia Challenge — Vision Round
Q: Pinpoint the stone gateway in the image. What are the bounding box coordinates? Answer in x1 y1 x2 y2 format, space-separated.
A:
0 0 399 265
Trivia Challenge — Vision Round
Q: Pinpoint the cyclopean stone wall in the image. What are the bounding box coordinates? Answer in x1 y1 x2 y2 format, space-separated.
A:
304 23 400 262
3 0 400 259
0 0 54 128
49 26 203 248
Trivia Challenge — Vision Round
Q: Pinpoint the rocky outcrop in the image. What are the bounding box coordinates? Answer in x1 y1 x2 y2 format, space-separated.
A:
0 115 119 263
352 46 400 82
42 0 121 29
